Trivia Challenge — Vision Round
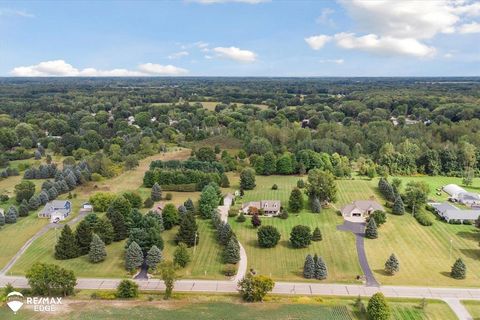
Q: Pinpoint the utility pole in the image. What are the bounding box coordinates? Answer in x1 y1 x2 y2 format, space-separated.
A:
193 232 198 255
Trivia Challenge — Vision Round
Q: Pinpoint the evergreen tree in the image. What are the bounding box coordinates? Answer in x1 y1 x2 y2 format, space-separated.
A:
223 236 240 264
151 183 162 201
176 212 199 247
125 241 143 272
173 243 190 268
178 205 187 216
315 256 327 280
93 217 114 245
451 258 466 279
184 198 195 214
48 187 58 200
18 199 29 217
385 253 400 275
5 206 17 224
28 195 41 210
199 184 219 219
392 194 405 215
219 222 234 245
365 218 378 239
55 225 79 260
220 173 230 188
236 212 246 222
0 211 5 226
211 211 222 229
240 168 256 190
303 254 315 279
107 209 129 241
312 227 322 241
75 219 93 255
288 187 304 213
367 293 390 320
313 253 318 264
146 245 162 271
88 234 106 263
311 197 322 213
251 213 261 228
162 204 179 230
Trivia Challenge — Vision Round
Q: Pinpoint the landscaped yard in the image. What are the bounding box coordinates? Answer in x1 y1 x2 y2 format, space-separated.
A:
0 295 456 320
462 300 480 319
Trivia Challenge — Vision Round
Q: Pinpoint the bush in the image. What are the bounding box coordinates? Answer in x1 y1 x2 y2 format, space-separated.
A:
279 209 289 219
228 208 238 217
236 212 246 222
91 173 103 182
0 194 9 202
143 197 154 208
367 210 386 226
257 225 281 248
90 291 116 300
116 280 139 298
415 211 433 226
165 193 173 200
223 264 237 276
271 184 278 190
238 275 274 302
290 225 312 248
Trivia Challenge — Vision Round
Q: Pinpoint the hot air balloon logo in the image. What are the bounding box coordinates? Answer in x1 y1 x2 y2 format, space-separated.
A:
6 291 24 314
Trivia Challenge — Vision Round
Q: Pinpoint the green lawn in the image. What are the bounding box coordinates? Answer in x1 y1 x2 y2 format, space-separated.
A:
230 175 362 283
0 296 456 320
462 300 480 319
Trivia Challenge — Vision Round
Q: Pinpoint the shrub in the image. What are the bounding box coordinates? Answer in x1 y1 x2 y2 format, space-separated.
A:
290 225 312 248
415 211 433 226
279 209 289 219
251 214 261 228
271 184 278 190
173 243 190 268
91 173 103 182
228 208 238 217
143 197 154 208
223 264 237 276
165 193 173 200
116 280 139 298
297 179 305 188
257 225 281 248
236 212 246 222
238 275 274 302
368 210 386 226
312 227 322 241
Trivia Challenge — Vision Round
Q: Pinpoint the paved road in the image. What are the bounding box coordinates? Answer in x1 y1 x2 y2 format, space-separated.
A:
0 210 89 276
337 220 379 287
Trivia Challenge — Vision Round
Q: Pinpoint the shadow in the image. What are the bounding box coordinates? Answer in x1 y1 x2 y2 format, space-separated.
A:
247 239 259 248
440 271 452 278
373 269 391 276
460 249 480 260
279 240 291 249
456 231 480 241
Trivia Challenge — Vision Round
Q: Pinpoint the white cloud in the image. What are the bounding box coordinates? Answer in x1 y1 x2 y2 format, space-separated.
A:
316 8 335 25
0 8 34 18
213 46 256 62
334 33 436 57
319 59 344 64
444 53 454 58
458 22 480 34
190 0 268 4
305 35 332 50
168 51 189 59
10 60 188 77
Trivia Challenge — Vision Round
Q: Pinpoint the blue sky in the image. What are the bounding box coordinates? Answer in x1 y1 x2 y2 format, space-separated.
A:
0 0 479 76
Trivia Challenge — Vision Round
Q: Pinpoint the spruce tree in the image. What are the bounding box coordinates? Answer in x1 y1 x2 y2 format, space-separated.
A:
5 206 17 224
0 211 5 226
48 187 58 200
311 197 321 213
88 233 106 263
55 225 79 260
312 227 322 241
303 254 315 279
315 256 327 280
385 253 400 275
365 218 378 239
288 187 304 213
218 222 233 245
176 212 199 247
146 245 162 271
107 209 128 241
28 195 41 210
220 173 230 188
39 190 49 205
451 258 466 279
392 194 405 215
173 243 190 268
223 236 240 264
75 219 93 255
125 241 144 272
93 217 114 245
18 199 29 217
184 198 195 214
178 205 187 216
151 183 162 201
367 293 390 320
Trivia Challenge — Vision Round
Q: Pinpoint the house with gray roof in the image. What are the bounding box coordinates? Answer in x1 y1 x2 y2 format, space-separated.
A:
430 202 480 223
443 184 480 206
38 200 72 219
340 200 384 221
242 200 281 216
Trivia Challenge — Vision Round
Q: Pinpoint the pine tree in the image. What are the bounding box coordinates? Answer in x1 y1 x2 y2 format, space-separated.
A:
218 222 233 245
315 256 327 280
146 245 162 271
107 209 129 241
251 214 261 228
55 225 79 259
5 206 17 224
151 183 162 201
303 254 315 279
28 195 41 210
451 258 466 279
392 194 405 215
75 220 93 255
311 197 321 213
178 205 187 216
18 199 29 217
176 212 199 247
385 253 400 275
88 233 106 263
125 241 144 272
184 198 195 215
367 293 390 320
288 187 304 213
93 217 114 245
173 243 190 268
48 187 58 200
365 218 378 239
223 236 240 264
220 173 230 188
0 211 5 226
312 227 322 241
39 190 49 205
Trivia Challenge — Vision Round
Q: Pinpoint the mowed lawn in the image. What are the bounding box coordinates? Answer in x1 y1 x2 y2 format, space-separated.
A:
462 300 480 319
0 297 456 320
230 175 362 283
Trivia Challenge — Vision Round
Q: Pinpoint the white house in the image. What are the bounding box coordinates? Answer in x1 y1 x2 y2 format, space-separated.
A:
241 200 281 216
38 200 72 219
443 184 480 206
340 200 384 221
430 202 480 223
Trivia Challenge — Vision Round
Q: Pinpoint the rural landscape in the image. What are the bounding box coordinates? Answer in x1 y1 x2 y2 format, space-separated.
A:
1 0 480 319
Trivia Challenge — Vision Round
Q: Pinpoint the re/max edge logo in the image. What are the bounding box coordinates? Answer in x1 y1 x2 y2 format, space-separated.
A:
6 291 63 313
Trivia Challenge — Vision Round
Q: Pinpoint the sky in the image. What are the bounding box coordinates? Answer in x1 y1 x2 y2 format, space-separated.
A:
0 0 479 77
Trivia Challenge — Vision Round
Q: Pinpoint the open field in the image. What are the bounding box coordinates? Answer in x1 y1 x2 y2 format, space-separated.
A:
198 101 269 111
230 175 362 283
0 295 456 320
185 135 244 154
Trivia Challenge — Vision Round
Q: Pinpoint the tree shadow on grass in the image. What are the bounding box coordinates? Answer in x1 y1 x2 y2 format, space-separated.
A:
279 240 292 249
440 271 452 279
460 249 480 260
456 231 480 242
373 269 391 277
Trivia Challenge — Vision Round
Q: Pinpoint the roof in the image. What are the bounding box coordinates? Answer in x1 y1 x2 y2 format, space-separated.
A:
430 202 480 220
458 192 480 201
242 200 281 212
443 184 467 196
341 200 384 215
49 200 71 207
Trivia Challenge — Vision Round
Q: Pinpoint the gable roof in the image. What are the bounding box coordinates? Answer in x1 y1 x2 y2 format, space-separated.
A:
430 202 480 220
341 200 384 215
242 200 281 212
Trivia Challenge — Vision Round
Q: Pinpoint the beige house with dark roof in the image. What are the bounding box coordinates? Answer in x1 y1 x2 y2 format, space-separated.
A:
340 200 384 222
242 200 281 216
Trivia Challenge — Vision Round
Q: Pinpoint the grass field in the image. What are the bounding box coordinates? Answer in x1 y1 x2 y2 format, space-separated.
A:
0 295 456 320
198 101 269 111
462 300 480 319
230 175 362 283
